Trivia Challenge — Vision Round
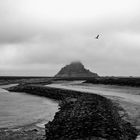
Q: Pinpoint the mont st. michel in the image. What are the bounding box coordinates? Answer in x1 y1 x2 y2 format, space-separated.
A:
55 61 98 78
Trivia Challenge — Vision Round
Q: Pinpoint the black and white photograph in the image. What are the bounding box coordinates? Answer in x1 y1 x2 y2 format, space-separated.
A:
0 0 140 139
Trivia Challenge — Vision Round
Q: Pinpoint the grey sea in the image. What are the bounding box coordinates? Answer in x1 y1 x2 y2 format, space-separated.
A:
0 85 58 128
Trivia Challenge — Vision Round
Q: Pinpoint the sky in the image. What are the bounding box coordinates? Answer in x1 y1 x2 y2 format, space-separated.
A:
0 0 140 76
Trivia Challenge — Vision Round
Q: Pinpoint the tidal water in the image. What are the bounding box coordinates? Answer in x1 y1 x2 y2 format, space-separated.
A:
0 85 58 128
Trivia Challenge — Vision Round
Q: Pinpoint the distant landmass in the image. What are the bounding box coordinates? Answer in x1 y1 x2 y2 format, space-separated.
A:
55 61 99 78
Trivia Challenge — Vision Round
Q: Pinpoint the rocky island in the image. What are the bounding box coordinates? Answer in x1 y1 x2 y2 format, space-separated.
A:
55 61 98 78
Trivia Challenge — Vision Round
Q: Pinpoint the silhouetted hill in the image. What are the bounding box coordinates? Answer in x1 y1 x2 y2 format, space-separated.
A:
55 61 98 78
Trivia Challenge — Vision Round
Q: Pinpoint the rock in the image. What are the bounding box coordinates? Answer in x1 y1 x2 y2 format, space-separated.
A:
45 94 138 140
55 61 99 78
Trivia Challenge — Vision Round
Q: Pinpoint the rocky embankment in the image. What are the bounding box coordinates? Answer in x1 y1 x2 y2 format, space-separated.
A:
7 84 84 100
0 77 52 85
7 85 138 140
84 77 140 87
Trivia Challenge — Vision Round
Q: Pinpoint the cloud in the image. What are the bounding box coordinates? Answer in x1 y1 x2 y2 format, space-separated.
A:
0 0 140 76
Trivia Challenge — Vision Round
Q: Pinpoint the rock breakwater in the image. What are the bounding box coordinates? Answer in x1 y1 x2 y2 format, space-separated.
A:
7 85 138 140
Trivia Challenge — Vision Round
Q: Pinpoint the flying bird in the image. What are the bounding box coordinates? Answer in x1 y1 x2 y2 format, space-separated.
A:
95 35 99 39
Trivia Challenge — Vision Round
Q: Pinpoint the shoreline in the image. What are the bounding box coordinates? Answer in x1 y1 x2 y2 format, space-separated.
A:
3 84 140 139
47 83 140 129
0 120 46 140
0 112 54 140
0 85 59 140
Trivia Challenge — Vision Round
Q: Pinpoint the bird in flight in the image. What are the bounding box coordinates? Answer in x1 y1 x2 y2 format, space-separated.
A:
95 35 99 39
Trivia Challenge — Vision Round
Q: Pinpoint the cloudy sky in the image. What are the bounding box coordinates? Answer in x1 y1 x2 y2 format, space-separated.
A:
0 0 140 76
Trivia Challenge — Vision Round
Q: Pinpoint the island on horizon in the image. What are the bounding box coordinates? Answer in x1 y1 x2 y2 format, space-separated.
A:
55 61 99 78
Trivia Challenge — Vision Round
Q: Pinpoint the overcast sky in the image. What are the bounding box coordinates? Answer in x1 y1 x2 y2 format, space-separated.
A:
0 0 140 76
